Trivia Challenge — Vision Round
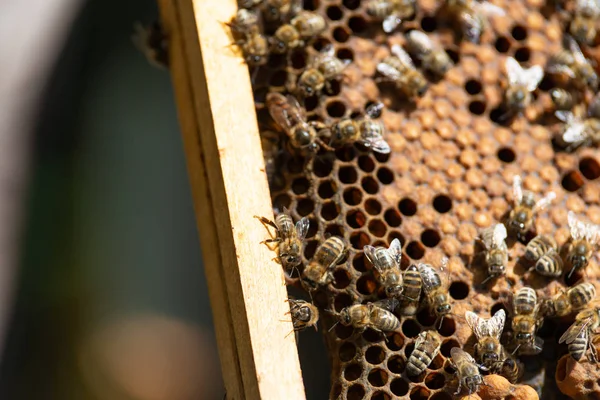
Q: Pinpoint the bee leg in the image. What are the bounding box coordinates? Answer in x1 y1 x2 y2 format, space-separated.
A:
316 137 335 152
254 215 280 232
589 342 599 363
454 377 463 395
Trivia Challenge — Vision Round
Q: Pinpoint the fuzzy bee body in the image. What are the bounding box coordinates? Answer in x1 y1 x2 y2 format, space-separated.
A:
296 45 349 97
288 299 319 331
499 355 523 383
503 57 544 116
525 235 557 261
132 21 170 69
550 88 575 111
329 102 391 154
556 111 600 151
302 236 346 290
377 45 429 98
418 260 452 324
292 11 327 38
466 309 507 371
480 223 508 281
548 36 598 90
366 0 416 33
508 175 556 240
451 347 485 395
534 251 563 277
339 300 401 333
559 305 600 362
445 0 505 43
400 264 423 316
364 239 403 297
405 30 453 76
512 287 543 354
407 330 442 376
566 211 600 278
569 0 600 45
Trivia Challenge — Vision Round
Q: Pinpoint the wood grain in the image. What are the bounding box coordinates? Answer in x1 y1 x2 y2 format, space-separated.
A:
156 0 307 399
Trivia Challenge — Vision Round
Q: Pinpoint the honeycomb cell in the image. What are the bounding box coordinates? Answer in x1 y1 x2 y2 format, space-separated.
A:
344 187 363 206
327 5 344 20
365 198 382 215
304 239 318 259
336 146 357 161
321 201 340 220
351 231 370 249
579 157 600 180
303 0 319 10
362 176 379 194
339 342 357 362
339 166 358 183
371 392 391 400
319 180 337 198
406 241 425 259
465 79 483 95
468 99 487 115
387 355 405 374
342 0 360 10
384 209 402 227
421 229 441 247
390 378 410 397
363 329 384 343
335 293 354 311
327 100 347 117
420 16 437 32
497 147 516 163
373 152 390 163
365 346 386 365
377 167 394 184
429 392 453 400
402 319 421 338
438 317 456 337
514 46 531 62
368 220 387 237
352 252 367 272
495 36 511 52
425 372 446 389
387 332 405 351
348 16 368 33
511 25 528 41
347 209 367 228
367 369 388 387
449 281 469 299
333 268 352 289
440 339 460 357
357 275 377 295
336 323 355 340
347 384 365 400
337 47 354 61
433 194 452 213
409 386 430 400
359 155 376 172
269 69 287 86
313 155 335 177
562 171 584 192
333 26 351 43
344 363 363 382
399 198 418 216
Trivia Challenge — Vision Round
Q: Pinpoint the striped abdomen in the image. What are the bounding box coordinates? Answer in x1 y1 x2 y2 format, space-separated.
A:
276 213 295 238
313 236 345 269
568 329 589 361
534 252 563 277
568 282 597 309
370 307 400 332
525 235 557 261
367 0 392 18
407 347 433 376
400 265 422 315
514 287 537 315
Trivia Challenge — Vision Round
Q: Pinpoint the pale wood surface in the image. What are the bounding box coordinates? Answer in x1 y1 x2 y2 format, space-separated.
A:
156 0 307 399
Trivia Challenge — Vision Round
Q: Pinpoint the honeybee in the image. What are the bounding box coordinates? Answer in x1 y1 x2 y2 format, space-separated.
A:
479 223 508 283
329 102 391 154
261 0 302 22
296 45 350 97
338 299 401 334
566 211 600 278
450 347 486 396
288 299 319 331
228 9 261 34
569 0 600 46
132 21 169 69
547 36 598 91
364 238 403 298
559 304 600 362
270 11 326 53
525 235 563 277
366 0 416 33
445 0 506 43
555 110 600 151
418 259 452 327
399 264 423 316
507 175 556 241
405 30 454 76
301 236 346 290
498 355 523 383
503 57 544 116
588 93 600 119
541 282 596 318
407 330 442 376
255 209 309 273
465 309 507 371
376 44 429 99
238 0 263 9
236 26 270 66
549 88 575 111
266 92 330 152
511 286 543 354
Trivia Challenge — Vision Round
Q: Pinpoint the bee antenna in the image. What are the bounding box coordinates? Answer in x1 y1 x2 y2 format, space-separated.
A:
512 344 521 355
328 320 340 332
437 316 444 330
568 267 576 279
481 275 494 285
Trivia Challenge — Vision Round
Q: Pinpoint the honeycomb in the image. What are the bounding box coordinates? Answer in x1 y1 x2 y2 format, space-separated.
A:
248 0 600 398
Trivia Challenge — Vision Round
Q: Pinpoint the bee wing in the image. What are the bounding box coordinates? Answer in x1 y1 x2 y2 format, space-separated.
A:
319 43 336 58
565 35 586 65
450 347 475 363
388 238 403 265
512 175 523 205
413 330 428 348
465 311 485 339
373 298 400 312
377 62 402 80
475 1 506 16
555 110 575 123
286 94 307 120
492 223 508 248
523 65 544 92
487 309 507 339
533 191 556 213
547 63 576 78
568 211 585 240
562 121 588 143
559 320 589 344
383 15 402 33
365 102 385 119
362 137 391 154
461 12 482 43
505 57 523 86
364 245 382 270
406 30 433 54
417 263 438 293
391 44 415 68
267 94 295 132
295 217 310 240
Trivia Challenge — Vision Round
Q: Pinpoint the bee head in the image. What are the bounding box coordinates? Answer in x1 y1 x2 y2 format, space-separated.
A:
385 285 403 298
283 253 301 268
515 332 531 342
568 253 588 270
482 352 499 364
436 304 451 315
339 309 352 325
488 263 506 276
465 375 483 391
292 126 314 148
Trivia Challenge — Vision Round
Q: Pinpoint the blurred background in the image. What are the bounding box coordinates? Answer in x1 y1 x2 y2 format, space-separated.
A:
0 0 328 399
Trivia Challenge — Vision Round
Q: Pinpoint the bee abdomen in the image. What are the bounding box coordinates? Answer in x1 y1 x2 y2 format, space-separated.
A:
371 309 400 331
515 287 537 314
568 332 589 361
525 235 557 261
534 252 563 277
276 214 294 237
407 349 432 376
569 282 597 309
316 236 345 265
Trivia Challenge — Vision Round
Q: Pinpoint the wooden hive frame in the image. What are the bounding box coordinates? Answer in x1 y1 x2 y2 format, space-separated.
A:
156 0 307 398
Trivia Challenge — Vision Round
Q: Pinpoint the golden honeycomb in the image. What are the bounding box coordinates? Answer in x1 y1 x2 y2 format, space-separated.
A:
250 0 600 398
